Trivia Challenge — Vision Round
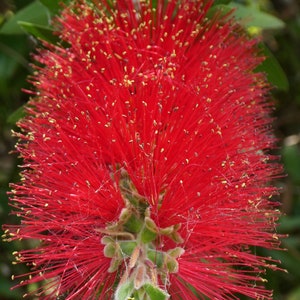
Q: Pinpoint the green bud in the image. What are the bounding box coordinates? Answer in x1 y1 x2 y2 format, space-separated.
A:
133 264 147 289
119 240 137 256
101 236 114 245
147 249 164 268
145 217 158 233
169 231 184 244
114 279 134 300
159 225 174 235
124 215 143 233
164 255 179 273
119 207 132 223
141 226 157 243
103 242 117 258
144 283 170 300
108 257 122 273
167 247 185 259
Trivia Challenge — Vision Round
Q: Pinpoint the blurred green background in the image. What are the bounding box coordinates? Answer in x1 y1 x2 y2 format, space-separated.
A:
1 0 300 299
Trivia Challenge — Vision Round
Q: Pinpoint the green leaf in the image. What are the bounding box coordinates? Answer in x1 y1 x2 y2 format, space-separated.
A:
267 249 300 278
0 277 21 298
144 283 170 300
255 44 289 91
283 236 300 249
7 105 26 124
0 47 18 79
38 0 64 15
282 144 300 184
278 216 300 233
0 1 50 35
114 280 134 300
0 35 31 77
18 21 59 44
228 3 285 30
206 4 232 20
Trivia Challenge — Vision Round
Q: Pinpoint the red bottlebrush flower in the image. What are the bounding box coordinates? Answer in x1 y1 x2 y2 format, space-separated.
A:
3 0 282 299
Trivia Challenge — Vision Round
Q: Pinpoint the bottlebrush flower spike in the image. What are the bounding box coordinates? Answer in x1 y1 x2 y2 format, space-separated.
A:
3 0 283 299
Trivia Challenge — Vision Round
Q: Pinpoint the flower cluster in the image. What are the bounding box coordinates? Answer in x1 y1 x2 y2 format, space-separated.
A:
3 0 282 299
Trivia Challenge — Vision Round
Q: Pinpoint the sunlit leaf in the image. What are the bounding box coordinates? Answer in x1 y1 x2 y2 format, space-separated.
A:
228 3 285 30
0 1 50 35
18 21 58 44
